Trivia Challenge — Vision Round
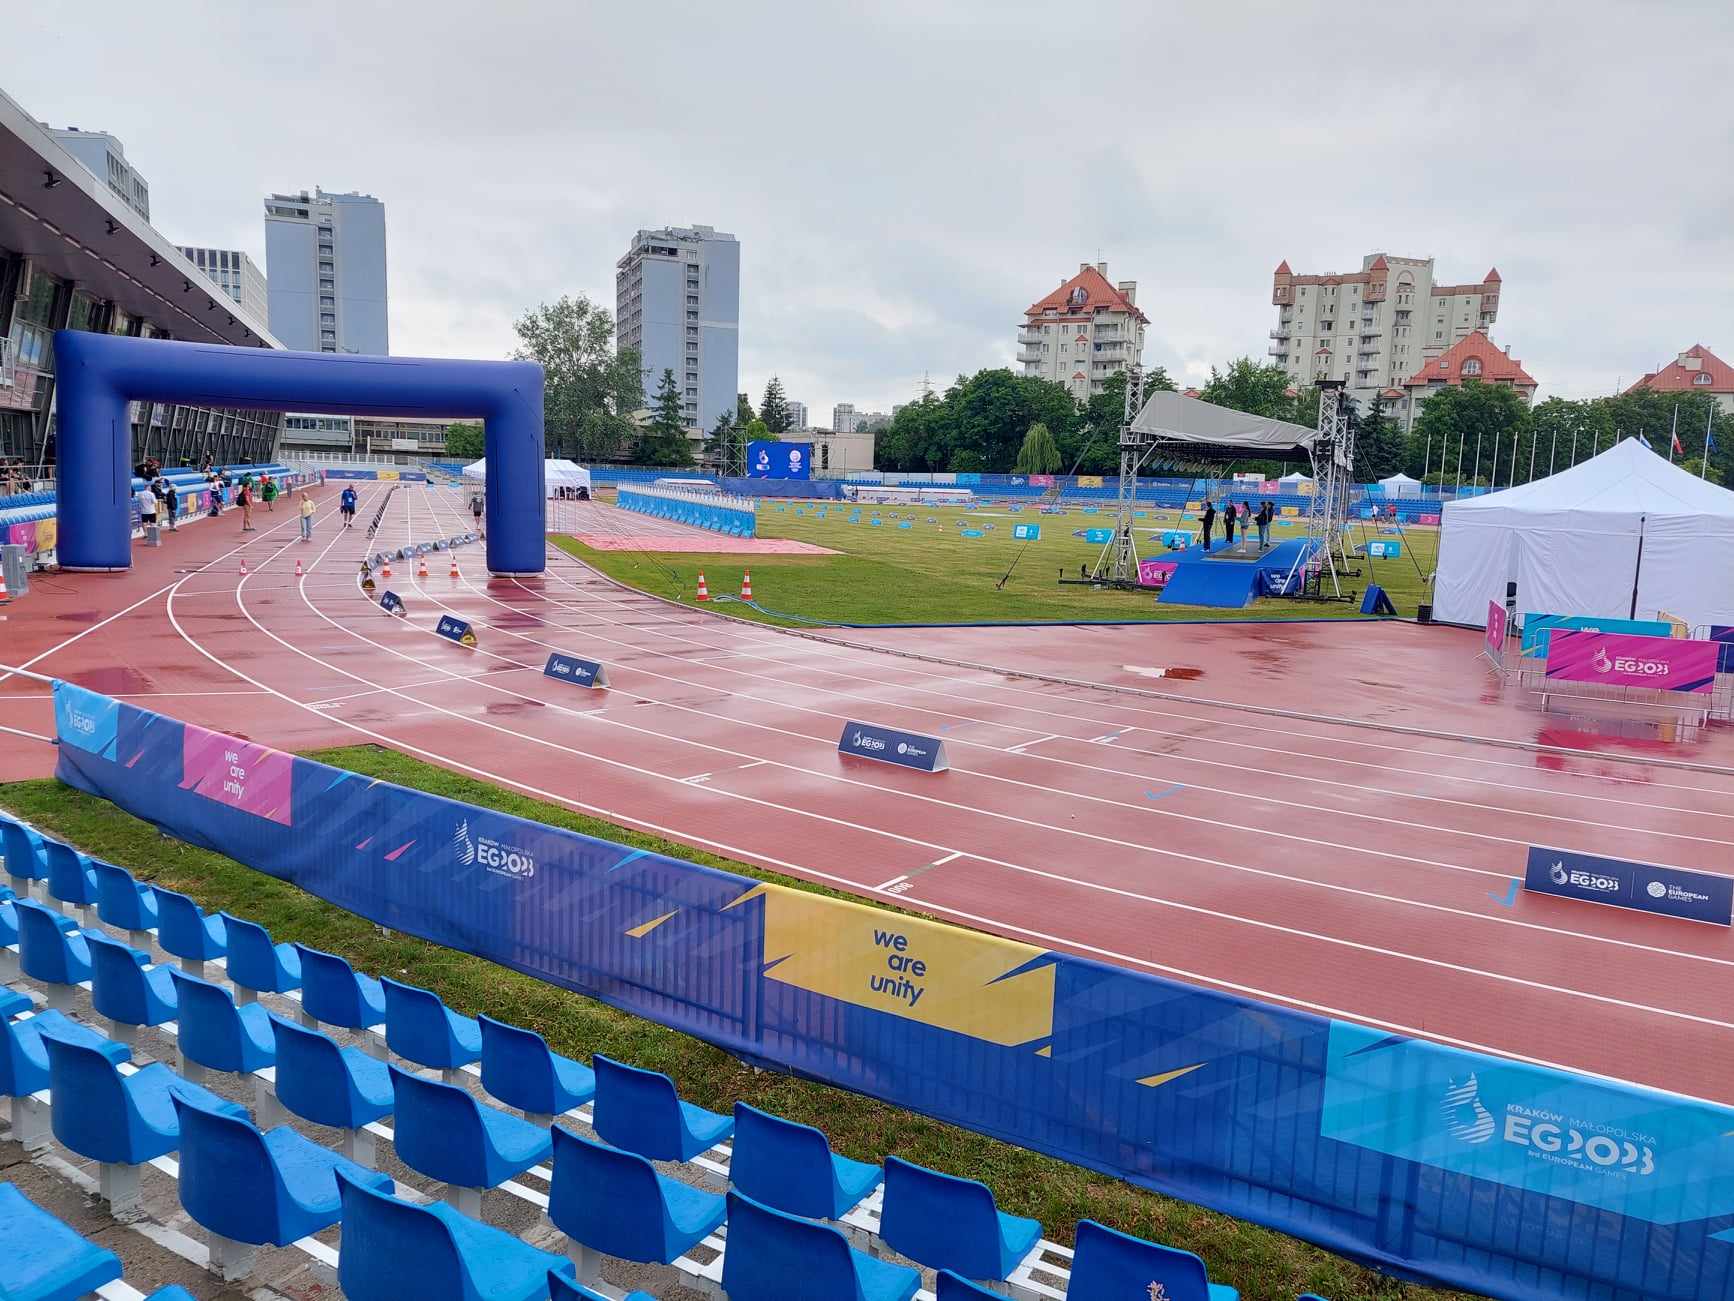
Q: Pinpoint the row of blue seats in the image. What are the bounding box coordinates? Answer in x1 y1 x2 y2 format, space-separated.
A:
2 812 1274 1300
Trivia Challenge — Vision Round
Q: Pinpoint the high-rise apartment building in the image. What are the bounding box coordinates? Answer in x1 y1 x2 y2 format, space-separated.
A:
786 400 809 432
1269 254 1500 402
44 126 149 221
178 247 268 323
615 225 739 430
1018 262 1146 400
832 402 858 434
264 187 389 355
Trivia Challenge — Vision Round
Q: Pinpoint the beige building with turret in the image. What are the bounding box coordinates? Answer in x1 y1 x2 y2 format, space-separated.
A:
1269 254 1501 404
1018 262 1147 400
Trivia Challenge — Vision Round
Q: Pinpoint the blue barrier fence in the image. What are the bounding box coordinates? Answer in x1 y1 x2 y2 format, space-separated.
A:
47 681 1734 1301
617 485 756 537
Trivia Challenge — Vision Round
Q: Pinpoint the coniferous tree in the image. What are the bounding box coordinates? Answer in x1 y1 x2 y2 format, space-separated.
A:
759 376 792 433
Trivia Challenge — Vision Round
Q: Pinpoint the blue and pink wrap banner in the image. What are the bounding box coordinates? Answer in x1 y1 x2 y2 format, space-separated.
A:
48 682 1734 1301
1545 629 1720 694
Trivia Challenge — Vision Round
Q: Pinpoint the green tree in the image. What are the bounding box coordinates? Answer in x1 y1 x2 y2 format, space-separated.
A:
742 417 770 443
1350 395 1405 481
736 393 756 426
759 376 791 433
511 294 644 462
1411 381 1532 488
1013 421 1061 474
634 368 694 466
1198 358 1295 419
443 421 484 459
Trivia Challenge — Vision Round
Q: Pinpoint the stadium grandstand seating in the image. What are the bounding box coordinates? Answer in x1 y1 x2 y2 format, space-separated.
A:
0 807 1276 1299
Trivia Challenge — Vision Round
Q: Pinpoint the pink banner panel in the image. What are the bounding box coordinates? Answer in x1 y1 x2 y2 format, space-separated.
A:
179 722 296 824
1484 601 1507 655
1544 629 1718 694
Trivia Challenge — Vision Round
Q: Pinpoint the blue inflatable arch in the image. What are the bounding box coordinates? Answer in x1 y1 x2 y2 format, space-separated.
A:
52 332 546 574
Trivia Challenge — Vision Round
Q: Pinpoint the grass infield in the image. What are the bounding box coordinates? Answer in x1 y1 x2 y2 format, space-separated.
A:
1 749 1465 1301
556 498 1440 627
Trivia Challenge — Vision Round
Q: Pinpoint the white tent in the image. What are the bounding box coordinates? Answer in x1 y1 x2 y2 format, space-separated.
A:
1278 470 1314 484
1378 471 1422 496
461 458 590 497
1434 438 1734 628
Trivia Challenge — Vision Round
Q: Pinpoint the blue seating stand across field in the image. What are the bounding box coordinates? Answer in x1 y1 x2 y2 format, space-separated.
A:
0 1181 124 1301
723 1189 921 1301
335 1167 578 1301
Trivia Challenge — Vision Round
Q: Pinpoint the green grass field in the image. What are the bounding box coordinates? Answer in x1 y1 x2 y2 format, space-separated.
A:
562 497 1440 627
0 755 1467 1301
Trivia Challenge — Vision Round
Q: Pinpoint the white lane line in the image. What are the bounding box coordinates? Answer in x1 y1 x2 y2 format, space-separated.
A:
875 873 910 891
931 850 964 866
1006 734 1060 753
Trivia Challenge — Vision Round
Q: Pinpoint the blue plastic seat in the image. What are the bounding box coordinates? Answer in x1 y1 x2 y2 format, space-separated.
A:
172 1092 392 1246
879 1156 1040 1282
548 1276 654 1301
169 968 276 1074
91 860 159 938
0 815 46 886
547 1126 725 1264
41 841 98 915
389 1063 553 1191
478 1013 594 1118
731 1101 882 1220
0 1181 124 1301
86 931 177 1031
383 977 482 1071
591 1053 732 1162
0 985 28 1020
268 1013 393 1131
37 1021 245 1163
151 885 227 965
936 1271 1004 1299
12 898 101 989
1070 1218 1240 1301
221 912 301 995
295 942 386 1029
723 1189 920 1301
334 1168 578 1301
145 1288 198 1301
1 1008 129 1100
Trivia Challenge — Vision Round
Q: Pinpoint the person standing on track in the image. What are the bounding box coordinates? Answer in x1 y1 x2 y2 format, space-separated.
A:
135 480 157 534
339 485 358 528
163 478 179 530
469 488 485 537
262 474 278 512
1200 500 1216 552
237 479 255 532
298 490 316 542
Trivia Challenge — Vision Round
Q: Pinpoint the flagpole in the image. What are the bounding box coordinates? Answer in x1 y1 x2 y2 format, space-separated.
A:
1704 406 1714 480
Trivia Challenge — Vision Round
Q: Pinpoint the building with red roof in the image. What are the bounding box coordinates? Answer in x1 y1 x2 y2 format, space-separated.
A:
1018 262 1147 401
1395 329 1538 430
1625 345 1734 414
1269 252 1501 407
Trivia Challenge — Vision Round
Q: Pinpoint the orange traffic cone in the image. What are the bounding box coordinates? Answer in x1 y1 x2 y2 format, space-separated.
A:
418 554 429 577
449 556 460 578
382 559 393 578
294 559 304 577
239 557 248 577
0 569 9 605
695 571 709 601
740 570 753 600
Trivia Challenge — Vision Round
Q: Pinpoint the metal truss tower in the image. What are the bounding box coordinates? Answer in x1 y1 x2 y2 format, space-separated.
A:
1090 364 1150 584
1292 380 1358 598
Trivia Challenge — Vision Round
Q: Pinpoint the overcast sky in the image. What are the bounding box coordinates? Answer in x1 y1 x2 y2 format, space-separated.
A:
8 2 1732 418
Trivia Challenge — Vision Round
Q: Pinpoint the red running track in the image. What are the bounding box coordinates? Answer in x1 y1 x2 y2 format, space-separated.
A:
3 481 1733 1105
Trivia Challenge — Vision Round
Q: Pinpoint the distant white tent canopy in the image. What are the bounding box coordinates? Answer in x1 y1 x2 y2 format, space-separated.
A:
1129 391 1323 464
1434 438 1734 628
461 457 590 497
1378 471 1423 496
1278 470 1314 483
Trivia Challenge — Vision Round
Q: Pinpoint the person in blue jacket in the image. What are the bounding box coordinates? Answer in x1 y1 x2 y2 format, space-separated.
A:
339 485 359 529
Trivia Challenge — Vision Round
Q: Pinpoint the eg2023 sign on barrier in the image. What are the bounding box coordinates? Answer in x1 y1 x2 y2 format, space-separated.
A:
1544 629 1719 693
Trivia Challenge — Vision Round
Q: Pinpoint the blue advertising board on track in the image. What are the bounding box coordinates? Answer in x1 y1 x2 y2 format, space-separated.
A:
543 652 608 689
1524 845 1732 925
838 721 948 772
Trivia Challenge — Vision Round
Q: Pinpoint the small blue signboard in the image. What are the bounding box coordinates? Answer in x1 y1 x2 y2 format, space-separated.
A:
838 721 949 772
1012 523 1040 540
1367 540 1403 558
1524 846 1732 925
1161 530 1192 549
898 521 912 530
870 518 883 527
543 651 609 689
961 528 985 538
379 590 406 616
435 615 477 647
1083 528 1114 544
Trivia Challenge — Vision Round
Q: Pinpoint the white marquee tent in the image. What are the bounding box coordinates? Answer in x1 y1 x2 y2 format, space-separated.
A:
1434 438 1734 628
1378 471 1423 496
461 457 590 497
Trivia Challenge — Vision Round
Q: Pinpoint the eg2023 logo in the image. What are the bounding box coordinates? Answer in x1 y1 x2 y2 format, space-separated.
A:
453 820 536 880
1442 1073 1655 1177
1591 646 1670 678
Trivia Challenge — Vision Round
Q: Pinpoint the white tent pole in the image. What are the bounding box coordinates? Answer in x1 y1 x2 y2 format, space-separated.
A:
1704 405 1714 480
1453 429 1465 493
1528 425 1537 482
1471 430 1483 489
